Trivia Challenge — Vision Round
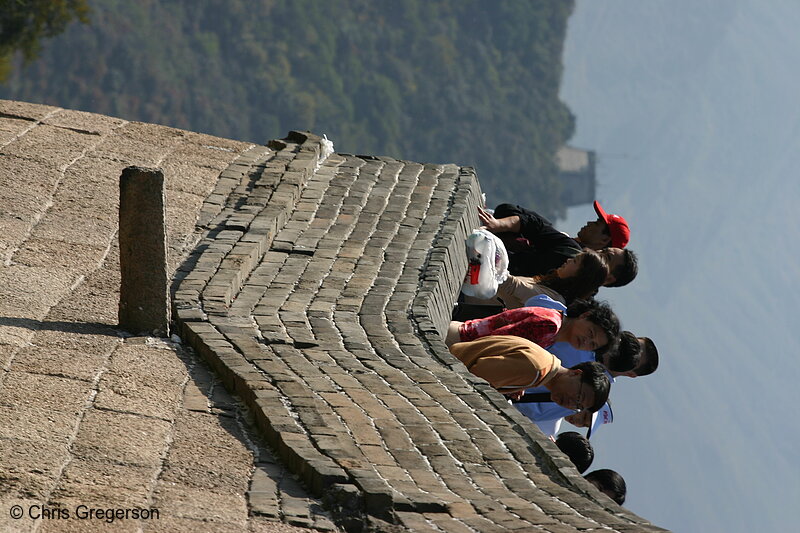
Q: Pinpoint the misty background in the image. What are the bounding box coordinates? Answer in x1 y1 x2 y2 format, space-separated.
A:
546 1 800 532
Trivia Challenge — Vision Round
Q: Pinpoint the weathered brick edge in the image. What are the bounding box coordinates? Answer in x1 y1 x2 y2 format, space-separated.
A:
412 167 669 532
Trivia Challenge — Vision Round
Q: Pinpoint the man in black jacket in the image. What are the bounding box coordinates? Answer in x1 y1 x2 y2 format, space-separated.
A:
478 201 637 287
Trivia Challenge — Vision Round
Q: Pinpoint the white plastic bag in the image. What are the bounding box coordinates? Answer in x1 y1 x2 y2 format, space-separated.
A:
461 228 509 299
316 134 334 171
320 134 334 160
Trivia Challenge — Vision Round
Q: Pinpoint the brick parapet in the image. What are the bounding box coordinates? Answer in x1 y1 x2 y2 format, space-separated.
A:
172 131 670 533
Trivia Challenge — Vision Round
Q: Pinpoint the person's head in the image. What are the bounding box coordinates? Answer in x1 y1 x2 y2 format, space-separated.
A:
545 249 608 304
613 336 659 378
565 409 591 428
600 247 638 287
555 432 594 473
560 299 620 352
576 201 630 250
549 361 610 413
584 469 627 505
601 331 641 373
576 219 611 250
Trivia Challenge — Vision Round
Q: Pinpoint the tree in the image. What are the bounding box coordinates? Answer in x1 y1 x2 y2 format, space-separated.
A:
0 0 89 81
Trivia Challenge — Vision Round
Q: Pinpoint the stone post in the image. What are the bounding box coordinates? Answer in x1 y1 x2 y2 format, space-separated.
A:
118 166 170 336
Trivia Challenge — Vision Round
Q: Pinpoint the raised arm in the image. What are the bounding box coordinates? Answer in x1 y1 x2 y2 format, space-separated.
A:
478 206 521 234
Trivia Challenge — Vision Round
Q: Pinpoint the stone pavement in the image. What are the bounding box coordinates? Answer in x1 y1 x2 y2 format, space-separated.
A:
0 100 333 533
0 99 670 533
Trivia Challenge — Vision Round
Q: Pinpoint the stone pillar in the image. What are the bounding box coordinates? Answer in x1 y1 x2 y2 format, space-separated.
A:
118 166 170 336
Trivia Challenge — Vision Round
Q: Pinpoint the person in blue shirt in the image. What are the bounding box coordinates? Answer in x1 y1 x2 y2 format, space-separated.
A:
515 330 657 435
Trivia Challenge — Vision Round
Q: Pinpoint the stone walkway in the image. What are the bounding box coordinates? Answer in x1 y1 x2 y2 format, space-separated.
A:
0 100 332 532
0 99 669 533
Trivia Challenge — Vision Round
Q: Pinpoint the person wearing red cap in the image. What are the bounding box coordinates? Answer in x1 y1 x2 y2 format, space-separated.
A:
577 201 630 250
479 201 637 287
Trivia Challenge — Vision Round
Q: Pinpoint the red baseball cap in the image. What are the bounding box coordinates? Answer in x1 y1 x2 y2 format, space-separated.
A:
593 201 630 248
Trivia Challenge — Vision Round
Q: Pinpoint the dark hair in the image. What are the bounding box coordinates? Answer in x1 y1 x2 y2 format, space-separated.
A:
565 299 621 350
634 337 659 376
584 469 627 505
593 333 618 362
606 249 638 288
556 431 594 473
570 361 610 413
605 331 641 372
539 249 607 305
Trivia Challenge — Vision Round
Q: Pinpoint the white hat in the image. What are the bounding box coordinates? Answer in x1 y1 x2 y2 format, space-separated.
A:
586 402 613 439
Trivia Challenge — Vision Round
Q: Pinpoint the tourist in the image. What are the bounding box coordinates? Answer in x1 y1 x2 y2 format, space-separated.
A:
555 431 594 473
584 469 627 505
448 335 611 408
514 332 654 430
478 201 637 287
446 299 620 355
497 248 608 307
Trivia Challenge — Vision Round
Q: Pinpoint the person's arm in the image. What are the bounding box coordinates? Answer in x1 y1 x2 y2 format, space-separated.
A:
488 308 560 347
483 307 530 331
478 206 520 233
492 204 551 240
494 204 581 253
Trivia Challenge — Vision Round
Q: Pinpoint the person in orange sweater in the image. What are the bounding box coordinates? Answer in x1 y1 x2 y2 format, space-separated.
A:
448 335 610 411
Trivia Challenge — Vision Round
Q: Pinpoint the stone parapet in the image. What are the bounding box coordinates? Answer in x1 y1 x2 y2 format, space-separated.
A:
173 130 670 532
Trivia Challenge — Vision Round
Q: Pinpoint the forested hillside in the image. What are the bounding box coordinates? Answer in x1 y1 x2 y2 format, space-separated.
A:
0 0 576 218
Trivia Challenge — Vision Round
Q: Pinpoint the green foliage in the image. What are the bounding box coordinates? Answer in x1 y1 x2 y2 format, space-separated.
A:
0 0 89 81
0 0 575 218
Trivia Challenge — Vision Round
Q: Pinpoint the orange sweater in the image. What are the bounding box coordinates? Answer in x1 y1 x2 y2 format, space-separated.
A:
449 335 561 394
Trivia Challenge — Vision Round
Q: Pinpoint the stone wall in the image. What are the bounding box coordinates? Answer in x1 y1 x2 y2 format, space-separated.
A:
173 130 670 532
